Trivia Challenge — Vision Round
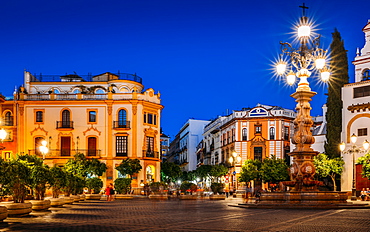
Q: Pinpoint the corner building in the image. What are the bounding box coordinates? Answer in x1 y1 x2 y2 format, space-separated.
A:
8 71 163 190
218 104 295 190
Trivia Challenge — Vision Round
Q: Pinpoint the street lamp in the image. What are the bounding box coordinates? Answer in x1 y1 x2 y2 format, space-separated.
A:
339 134 370 200
229 151 242 192
274 4 330 192
39 140 49 160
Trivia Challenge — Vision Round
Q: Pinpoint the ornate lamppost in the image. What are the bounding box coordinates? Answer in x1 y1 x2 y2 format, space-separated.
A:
275 4 330 191
339 134 370 200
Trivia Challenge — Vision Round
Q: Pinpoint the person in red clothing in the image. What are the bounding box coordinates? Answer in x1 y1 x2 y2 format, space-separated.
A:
105 183 114 201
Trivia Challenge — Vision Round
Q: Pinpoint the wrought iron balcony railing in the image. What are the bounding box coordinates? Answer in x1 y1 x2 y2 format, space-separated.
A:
56 121 74 129
113 121 131 129
142 150 159 159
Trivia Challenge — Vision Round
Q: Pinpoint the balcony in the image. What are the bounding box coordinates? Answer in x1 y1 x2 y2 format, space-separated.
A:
4 116 13 126
113 121 131 129
28 149 101 158
56 121 74 129
142 150 159 159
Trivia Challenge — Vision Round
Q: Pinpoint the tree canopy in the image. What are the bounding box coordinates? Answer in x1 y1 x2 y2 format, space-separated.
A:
115 158 142 178
260 155 289 184
357 153 370 180
160 162 182 183
325 28 349 158
238 159 262 183
313 153 344 191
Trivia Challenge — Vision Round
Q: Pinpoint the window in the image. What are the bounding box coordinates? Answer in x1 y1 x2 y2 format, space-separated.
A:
146 136 154 157
255 125 261 134
269 127 275 140
284 127 289 141
363 69 370 81
89 111 96 123
144 113 157 125
232 129 235 142
87 137 97 156
242 128 248 141
116 136 128 157
227 131 230 144
95 89 105 94
358 128 368 136
36 111 43 123
62 110 71 128
254 147 262 161
118 109 127 127
61 137 71 156
4 112 13 126
354 85 370 98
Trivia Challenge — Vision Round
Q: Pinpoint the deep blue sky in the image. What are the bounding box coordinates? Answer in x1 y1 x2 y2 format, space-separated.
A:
0 0 369 139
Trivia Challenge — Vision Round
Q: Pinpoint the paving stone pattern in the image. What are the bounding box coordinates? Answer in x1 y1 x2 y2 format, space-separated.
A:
0 198 369 232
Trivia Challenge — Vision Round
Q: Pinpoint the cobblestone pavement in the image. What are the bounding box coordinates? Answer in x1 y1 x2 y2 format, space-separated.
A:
1 197 370 232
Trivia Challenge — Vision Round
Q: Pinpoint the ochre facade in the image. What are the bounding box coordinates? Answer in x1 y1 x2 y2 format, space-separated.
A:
0 71 163 190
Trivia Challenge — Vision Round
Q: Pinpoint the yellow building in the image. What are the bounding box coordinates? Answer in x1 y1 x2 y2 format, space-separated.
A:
3 71 163 189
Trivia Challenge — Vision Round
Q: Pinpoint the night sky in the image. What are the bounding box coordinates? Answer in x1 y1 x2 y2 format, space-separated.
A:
0 0 369 139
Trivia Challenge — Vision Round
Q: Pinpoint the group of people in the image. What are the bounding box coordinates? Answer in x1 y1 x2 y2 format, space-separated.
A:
105 183 115 201
360 188 370 201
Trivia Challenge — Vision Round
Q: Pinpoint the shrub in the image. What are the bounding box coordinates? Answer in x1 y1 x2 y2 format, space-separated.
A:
210 182 224 194
114 178 131 194
86 177 103 194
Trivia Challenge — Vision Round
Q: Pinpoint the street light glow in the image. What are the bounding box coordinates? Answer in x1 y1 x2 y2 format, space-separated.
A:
298 25 311 38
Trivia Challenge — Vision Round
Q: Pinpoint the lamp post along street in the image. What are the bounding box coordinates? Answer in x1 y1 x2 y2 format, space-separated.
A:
339 134 370 200
229 151 242 192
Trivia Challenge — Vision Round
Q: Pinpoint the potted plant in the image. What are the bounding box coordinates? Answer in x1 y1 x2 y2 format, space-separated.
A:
179 182 198 200
18 155 53 211
46 166 67 207
209 183 225 200
0 157 33 217
85 177 103 200
114 178 133 200
148 182 168 200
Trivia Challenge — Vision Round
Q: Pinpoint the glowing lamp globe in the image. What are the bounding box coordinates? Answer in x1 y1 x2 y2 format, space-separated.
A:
363 140 370 150
339 142 345 152
276 61 287 75
350 133 357 144
321 70 330 82
298 25 311 38
287 71 296 85
315 58 326 69
0 129 7 141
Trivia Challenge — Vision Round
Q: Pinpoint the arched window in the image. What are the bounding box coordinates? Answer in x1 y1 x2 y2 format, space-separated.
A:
269 127 275 140
36 111 43 123
73 89 81 94
62 110 71 128
95 89 105 94
242 128 248 141
118 109 127 128
4 112 13 126
363 69 370 81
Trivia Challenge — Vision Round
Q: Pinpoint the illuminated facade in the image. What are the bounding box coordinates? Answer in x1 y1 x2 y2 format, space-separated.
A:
2 71 163 188
218 104 295 190
341 20 370 192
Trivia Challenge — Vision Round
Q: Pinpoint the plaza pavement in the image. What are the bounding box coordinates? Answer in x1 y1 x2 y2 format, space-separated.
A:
0 197 369 232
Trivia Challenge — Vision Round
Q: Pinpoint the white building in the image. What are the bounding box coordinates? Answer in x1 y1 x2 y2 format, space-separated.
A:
202 116 226 166
341 20 370 192
177 119 210 172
